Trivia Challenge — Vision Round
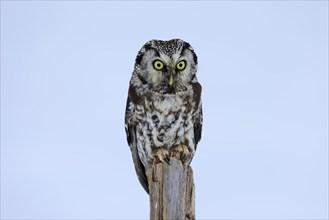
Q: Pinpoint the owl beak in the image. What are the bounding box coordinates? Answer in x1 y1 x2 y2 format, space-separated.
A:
168 74 174 86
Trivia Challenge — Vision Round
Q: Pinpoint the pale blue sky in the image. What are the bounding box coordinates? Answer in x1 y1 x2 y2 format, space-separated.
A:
1 1 328 219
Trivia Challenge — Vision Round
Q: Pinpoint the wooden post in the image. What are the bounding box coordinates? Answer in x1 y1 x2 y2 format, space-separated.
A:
146 157 195 220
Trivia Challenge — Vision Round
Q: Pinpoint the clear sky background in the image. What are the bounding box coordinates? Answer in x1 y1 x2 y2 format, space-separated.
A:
1 1 328 219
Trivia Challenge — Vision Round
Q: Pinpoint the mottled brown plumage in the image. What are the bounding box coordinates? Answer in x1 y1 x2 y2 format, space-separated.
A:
125 39 202 193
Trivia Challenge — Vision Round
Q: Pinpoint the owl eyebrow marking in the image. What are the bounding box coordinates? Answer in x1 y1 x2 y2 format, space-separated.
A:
144 44 160 58
182 42 198 65
151 48 160 57
135 44 160 65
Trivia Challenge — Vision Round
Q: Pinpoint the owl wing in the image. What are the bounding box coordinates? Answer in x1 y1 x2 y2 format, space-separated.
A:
194 104 203 149
124 96 149 194
192 82 203 149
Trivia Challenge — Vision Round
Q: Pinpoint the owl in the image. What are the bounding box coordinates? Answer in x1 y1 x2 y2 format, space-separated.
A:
124 39 202 193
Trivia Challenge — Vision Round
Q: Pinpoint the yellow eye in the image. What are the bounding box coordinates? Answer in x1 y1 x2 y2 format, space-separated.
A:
153 60 164 70
176 60 186 70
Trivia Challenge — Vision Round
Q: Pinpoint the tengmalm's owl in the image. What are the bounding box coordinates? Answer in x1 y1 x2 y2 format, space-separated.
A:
125 39 202 193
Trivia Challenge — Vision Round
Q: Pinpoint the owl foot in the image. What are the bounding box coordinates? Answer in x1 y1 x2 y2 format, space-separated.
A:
151 148 170 165
171 145 190 163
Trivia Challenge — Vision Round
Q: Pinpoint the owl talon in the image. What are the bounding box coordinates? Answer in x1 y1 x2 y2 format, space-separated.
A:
171 145 190 163
180 153 187 162
164 156 171 165
151 148 170 164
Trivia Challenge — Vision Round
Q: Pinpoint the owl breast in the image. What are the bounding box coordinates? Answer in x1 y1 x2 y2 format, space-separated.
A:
135 90 195 167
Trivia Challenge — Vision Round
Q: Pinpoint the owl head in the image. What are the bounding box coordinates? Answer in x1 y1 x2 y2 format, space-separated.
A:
133 39 198 94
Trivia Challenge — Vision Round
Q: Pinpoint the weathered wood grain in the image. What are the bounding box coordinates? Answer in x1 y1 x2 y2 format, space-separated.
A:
146 157 195 220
